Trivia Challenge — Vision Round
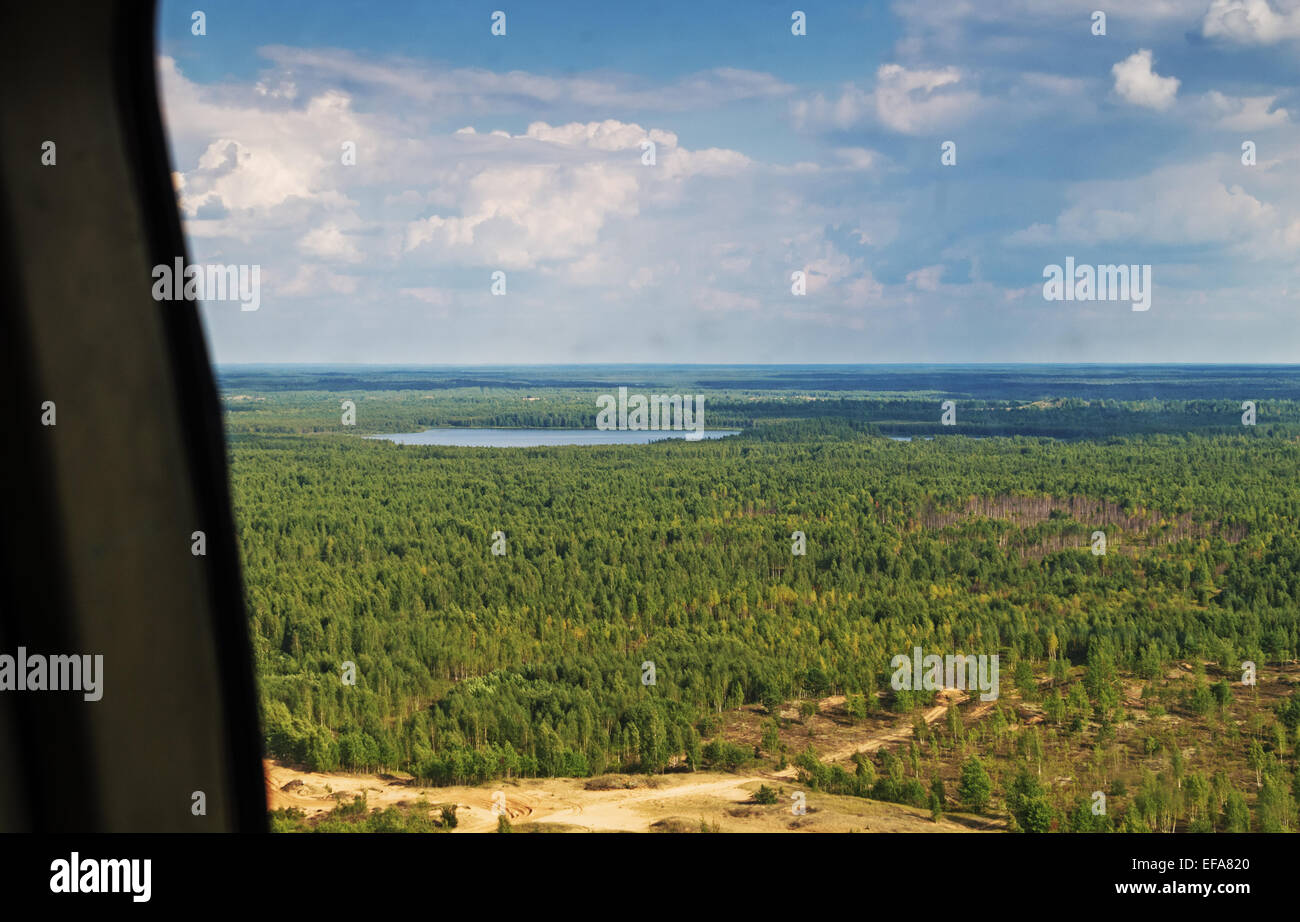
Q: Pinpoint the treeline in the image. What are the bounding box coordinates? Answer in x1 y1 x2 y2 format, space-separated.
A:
221 387 1300 439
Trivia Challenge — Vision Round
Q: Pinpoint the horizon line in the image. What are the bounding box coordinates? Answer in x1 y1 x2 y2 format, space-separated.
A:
214 361 1300 368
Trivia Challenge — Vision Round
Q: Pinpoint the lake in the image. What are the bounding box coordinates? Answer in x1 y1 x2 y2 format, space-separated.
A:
369 428 741 447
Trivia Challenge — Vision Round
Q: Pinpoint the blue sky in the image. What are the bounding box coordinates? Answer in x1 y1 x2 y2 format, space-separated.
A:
159 0 1300 363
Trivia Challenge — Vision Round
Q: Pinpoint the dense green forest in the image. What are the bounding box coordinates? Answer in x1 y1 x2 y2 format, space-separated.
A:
222 387 1300 439
232 366 1300 832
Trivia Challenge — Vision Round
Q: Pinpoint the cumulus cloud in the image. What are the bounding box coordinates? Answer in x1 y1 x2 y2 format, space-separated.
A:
1112 49 1180 110
1204 91 1289 129
873 65 981 134
1202 0 1300 44
158 58 366 246
404 162 641 268
300 223 363 263
399 120 752 269
1005 160 1285 257
792 64 981 135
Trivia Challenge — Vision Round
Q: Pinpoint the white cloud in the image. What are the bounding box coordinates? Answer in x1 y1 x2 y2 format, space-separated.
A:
792 64 981 135
1005 159 1287 257
400 120 754 269
907 265 946 291
833 148 880 170
791 84 872 131
255 47 792 113
797 247 857 295
523 120 669 151
158 58 366 245
874 65 981 134
404 162 640 269
843 272 885 305
1202 0 1300 44
1204 91 1290 129
1112 49 1180 110
899 0 1209 29
160 48 835 344
890 0 1209 63
300 223 363 263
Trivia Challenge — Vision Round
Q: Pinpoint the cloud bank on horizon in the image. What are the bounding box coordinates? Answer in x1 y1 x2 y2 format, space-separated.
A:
159 0 1300 364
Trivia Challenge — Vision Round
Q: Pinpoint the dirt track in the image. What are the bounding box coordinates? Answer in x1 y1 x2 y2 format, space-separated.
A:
771 691 991 776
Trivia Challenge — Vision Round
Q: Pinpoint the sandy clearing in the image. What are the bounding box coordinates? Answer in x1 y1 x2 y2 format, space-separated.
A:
266 690 995 833
267 764 761 833
267 764 989 833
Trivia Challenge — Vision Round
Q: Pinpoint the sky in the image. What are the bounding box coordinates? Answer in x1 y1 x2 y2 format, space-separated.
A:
157 0 1300 364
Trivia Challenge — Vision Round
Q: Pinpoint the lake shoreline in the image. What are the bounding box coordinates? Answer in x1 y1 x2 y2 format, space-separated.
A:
367 427 742 447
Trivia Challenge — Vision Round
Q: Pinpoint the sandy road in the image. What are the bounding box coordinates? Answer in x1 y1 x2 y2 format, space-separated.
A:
773 690 991 777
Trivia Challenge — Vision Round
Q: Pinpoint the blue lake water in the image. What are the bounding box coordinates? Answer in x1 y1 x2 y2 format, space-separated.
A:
369 428 741 447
